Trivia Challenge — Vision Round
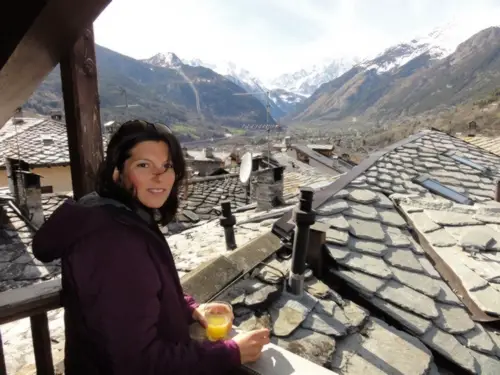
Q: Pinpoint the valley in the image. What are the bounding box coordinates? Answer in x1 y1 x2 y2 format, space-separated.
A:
22 21 500 144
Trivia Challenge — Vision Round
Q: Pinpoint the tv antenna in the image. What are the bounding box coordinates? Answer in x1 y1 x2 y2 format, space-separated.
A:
239 151 253 204
233 90 274 166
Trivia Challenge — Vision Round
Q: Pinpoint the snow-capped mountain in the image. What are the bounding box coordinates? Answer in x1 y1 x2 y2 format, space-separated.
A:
269 16 500 97
288 24 500 125
183 58 303 118
269 57 360 97
143 53 302 118
144 52 183 69
358 21 485 74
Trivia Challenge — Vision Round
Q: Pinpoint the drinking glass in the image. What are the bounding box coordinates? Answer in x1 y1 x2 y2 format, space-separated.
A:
202 301 233 341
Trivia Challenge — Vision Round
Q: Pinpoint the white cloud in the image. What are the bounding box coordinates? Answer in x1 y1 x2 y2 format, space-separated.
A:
94 0 500 81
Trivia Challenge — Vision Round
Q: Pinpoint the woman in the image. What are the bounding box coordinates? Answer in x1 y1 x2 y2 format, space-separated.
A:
32 120 270 375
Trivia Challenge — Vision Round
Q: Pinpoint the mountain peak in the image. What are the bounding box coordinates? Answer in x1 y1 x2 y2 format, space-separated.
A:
145 52 183 68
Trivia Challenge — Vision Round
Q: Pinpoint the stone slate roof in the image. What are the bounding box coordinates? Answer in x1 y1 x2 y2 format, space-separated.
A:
253 129 500 374
317 185 500 374
9 129 500 373
362 130 500 203
0 117 109 168
460 135 500 157
174 154 333 232
397 195 500 316
0 194 69 292
218 253 442 374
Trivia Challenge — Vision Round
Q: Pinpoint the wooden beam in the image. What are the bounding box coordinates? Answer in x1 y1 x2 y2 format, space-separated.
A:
0 280 61 325
60 26 104 200
0 0 111 126
30 313 55 375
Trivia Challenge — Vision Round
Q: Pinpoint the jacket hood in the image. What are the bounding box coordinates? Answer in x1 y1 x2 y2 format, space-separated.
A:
32 192 132 263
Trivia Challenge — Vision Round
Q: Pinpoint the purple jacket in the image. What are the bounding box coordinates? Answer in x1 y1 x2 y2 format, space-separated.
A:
32 193 240 375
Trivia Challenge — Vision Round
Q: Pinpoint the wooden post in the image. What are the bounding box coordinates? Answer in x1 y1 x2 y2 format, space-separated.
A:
60 25 104 200
0 330 7 375
30 313 55 375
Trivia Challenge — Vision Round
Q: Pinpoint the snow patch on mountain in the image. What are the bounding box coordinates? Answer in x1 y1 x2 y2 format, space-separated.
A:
144 52 183 69
268 58 359 97
360 18 500 74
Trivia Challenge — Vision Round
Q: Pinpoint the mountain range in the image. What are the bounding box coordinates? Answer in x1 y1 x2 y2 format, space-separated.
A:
23 20 500 138
145 53 305 119
288 25 500 127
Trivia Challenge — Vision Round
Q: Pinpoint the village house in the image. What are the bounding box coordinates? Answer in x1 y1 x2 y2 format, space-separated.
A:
0 116 109 193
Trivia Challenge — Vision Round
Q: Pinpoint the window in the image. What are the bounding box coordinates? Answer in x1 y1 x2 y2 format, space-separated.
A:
413 175 473 205
443 150 491 175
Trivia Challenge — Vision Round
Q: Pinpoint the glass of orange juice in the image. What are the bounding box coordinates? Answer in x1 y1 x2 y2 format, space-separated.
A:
202 302 233 341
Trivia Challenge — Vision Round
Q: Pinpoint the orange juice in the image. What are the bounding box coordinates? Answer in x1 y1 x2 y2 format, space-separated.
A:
206 314 231 341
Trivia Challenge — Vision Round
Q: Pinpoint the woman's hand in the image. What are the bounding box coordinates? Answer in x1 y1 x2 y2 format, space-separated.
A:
192 302 234 328
232 328 270 364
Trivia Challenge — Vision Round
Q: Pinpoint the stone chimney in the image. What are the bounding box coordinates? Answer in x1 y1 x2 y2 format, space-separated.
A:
284 136 292 148
5 158 44 228
205 147 214 158
13 107 24 124
496 179 500 203
468 121 477 137
251 165 286 211
24 173 45 228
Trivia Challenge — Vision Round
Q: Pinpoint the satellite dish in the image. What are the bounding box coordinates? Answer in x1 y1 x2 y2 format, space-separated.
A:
239 152 253 186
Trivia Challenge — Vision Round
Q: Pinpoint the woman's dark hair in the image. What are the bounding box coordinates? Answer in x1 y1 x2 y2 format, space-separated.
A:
96 119 186 225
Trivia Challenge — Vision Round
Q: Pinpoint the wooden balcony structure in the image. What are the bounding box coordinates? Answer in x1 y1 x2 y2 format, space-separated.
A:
0 0 110 373
0 2 270 374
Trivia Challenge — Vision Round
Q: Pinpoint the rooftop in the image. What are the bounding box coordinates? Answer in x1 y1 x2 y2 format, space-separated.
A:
0 194 69 292
0 117 109 169
459 134 500 157
4 129 500 374
174 152 333 232
397 195 500 316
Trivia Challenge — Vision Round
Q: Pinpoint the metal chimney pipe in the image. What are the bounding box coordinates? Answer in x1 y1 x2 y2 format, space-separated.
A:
288 187 316 296
220 200 237 250
496 179 500 202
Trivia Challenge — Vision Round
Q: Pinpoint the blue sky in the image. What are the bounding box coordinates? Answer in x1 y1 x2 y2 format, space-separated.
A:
94 0 500 80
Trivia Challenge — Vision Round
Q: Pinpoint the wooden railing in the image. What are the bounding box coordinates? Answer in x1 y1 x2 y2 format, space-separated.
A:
0 279 62 375
0 232 284 375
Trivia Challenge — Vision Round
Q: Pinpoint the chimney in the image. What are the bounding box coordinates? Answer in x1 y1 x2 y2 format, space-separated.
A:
5 158 44 228
496 179 500 202
220 200 237 250
251 157 261 172
468 121 477 137
24 173 45 228
252 165 285 212
284 136 292 148
183 167 193 198
13 107 24 124
288 187 316 296
205 147 214 158
6 158 30 205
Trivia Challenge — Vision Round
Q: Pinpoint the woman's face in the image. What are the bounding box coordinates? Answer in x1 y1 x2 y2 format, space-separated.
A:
117 140 176 208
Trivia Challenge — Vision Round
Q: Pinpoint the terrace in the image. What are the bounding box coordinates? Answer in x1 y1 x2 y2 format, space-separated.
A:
4 1 500 375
